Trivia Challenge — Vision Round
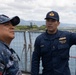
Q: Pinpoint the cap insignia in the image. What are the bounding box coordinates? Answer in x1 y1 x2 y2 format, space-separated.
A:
49 12 54 16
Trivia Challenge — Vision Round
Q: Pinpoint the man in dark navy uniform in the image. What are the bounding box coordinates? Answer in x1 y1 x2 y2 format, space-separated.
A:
0 15 22 75
31 11 76 75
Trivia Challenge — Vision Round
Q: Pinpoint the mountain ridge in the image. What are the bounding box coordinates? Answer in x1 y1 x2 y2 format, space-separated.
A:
19 19 76 28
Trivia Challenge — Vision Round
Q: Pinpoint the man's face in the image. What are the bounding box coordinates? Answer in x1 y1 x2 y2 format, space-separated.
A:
0 22 15 41
46 19 60 34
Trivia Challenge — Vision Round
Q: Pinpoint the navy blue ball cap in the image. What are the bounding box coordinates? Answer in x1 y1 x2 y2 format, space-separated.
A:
0 15 20 26
45 11 59 21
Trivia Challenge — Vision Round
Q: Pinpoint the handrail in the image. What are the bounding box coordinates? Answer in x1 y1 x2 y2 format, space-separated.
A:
11 30 76 75
70 56 76 58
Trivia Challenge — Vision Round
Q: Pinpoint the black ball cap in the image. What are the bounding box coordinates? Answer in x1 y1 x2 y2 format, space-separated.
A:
10 16 20 26
45 11 59 21
0 15 20 26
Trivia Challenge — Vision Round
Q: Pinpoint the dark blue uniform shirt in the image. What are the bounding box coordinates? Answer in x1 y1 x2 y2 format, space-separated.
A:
31 30 76 75
0 41 22 75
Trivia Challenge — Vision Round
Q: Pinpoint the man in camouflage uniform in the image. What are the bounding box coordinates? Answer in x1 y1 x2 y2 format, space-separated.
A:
0 15 22 75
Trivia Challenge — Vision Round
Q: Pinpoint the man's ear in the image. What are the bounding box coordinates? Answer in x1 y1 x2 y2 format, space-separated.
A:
57 22 60 26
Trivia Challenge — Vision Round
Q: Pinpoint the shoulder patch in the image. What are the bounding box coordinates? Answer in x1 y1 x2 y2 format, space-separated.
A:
0 63 5 74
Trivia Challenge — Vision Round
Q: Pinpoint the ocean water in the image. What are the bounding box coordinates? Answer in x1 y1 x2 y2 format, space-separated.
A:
10 31 76 75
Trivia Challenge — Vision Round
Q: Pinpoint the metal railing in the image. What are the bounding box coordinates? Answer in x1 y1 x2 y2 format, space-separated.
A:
10 30 76 75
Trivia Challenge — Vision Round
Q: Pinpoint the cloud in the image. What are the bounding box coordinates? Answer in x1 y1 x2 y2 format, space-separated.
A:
0 0 76 24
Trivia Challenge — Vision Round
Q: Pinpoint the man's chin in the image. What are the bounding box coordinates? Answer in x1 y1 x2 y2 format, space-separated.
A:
10 36 15 39
48 30 54 32
47 30 56 34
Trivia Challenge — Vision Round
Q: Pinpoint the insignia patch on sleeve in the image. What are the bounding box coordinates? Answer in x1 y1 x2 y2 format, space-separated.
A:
0 63 5 74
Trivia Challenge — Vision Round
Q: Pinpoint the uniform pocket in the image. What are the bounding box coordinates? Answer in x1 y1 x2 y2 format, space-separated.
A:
58 44 70 59
40 40 51 55
40 44 50 54
58 44 69 50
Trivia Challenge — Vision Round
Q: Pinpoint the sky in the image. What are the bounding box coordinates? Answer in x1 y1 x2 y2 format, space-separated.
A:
0 0 76 24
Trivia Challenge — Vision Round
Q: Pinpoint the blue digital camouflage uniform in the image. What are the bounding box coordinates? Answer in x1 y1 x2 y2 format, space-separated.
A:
0 41 22 75
31 30 76 75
